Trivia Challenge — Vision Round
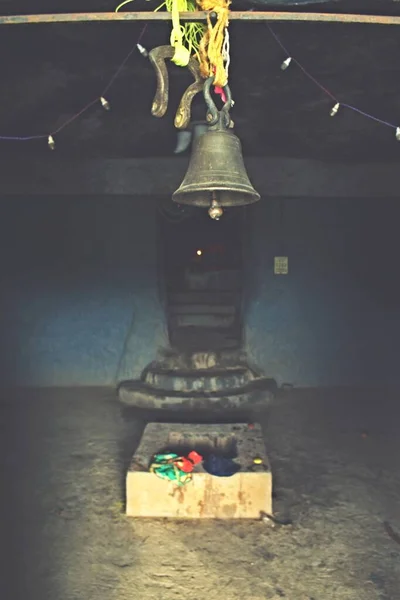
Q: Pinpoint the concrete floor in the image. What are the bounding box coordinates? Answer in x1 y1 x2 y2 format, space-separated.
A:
0 387 399 600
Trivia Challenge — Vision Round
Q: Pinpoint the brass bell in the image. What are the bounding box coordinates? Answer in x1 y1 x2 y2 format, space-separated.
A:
172 127 260 210
172 77 260 213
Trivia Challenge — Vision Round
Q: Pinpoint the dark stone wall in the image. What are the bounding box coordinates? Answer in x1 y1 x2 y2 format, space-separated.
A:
2 192 400 389
243 197 400 387
0 196 167 386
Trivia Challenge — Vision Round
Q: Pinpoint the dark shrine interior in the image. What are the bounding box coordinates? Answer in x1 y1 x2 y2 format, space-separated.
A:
1 2 400 599
159 201 245 351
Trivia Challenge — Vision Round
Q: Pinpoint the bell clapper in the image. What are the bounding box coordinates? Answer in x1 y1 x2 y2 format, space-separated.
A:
208 193 224 220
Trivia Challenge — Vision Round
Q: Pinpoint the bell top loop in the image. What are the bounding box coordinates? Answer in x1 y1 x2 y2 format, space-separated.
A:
203 77 233 129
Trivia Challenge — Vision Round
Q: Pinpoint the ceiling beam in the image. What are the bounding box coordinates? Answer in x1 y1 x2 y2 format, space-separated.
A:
0 12 399 26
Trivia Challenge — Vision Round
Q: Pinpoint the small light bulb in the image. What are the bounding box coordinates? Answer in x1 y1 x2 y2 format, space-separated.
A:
396 127 400 141
330 102 340 117
100 96 111 111
48 135 55 150
137 43 149 58
208 197 223 220
280 57 292 71
196 249 202 256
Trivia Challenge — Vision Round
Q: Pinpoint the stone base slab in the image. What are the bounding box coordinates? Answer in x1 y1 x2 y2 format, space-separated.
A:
126 422 272 519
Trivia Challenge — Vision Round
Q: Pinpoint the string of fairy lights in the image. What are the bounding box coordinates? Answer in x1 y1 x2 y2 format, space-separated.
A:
0 19 399 148
267 25 400 141
0 24 149 148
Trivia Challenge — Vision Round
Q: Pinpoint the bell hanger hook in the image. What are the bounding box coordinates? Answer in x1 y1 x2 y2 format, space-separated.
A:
203 77 233 130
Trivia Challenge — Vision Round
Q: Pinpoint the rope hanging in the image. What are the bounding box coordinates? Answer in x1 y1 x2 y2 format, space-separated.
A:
196 0 231 88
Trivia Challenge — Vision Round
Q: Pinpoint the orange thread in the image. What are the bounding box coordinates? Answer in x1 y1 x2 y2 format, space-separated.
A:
196 0 230 87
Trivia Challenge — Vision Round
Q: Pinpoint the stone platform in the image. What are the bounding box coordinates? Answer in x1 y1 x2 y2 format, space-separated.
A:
118 376 276 412
118 350 277 412
126 422 272 519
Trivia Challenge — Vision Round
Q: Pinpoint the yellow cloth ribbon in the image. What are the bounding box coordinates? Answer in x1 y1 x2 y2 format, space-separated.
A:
170 0 191 66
